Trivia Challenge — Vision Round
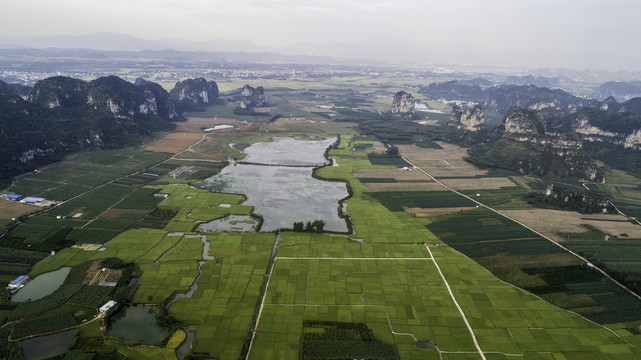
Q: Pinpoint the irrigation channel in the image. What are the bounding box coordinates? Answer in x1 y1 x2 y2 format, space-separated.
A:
245 233 280 359
162 235 215 359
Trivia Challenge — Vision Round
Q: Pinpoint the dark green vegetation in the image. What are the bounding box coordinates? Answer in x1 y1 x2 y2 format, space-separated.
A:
368 191 475 212
11 311 77 339
565 237 641 295
301 321 398 360
0 75 183 186
427 208 641 323
0 148 182 281
293 220 326 233
467 137 598 179
419 81 598 114
525 186 616 214
366 154 410 168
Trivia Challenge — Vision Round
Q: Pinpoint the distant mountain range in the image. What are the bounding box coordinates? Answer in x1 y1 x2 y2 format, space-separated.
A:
0 32 515 66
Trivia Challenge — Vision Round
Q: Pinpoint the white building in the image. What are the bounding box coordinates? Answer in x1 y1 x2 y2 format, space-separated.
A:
99 300 117 314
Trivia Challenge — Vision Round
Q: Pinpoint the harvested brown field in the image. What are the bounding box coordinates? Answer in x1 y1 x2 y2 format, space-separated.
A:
173 135 229 161
404 206 477 218
501 209 641 242
101 208 149 218
364 141 388 154
399 142 488 177
0 200 39 220
476 253 581 272
252 107 277 113
143 132 204 153
363 182 445 192
143 117 242 153
82 260 123 285
353 168 434 181
72 244 103 251
438 177 518 190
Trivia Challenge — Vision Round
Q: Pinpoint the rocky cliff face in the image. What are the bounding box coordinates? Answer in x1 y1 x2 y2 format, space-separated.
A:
501 106 641 151
449 105 484 131
564 108 641 149
26 76 88 108
419 82 597 115
239 85 267 109
0 75 180 185
169 78 219 110
391 91 415 114
502 107 545 136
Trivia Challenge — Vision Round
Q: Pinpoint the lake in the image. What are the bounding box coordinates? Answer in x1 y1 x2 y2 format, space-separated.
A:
241 137 336 166
199 165 348 232
198 137 349 232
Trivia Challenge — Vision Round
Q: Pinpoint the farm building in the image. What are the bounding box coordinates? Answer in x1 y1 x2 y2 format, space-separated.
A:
8 275 29 289
4 194 24 201
99 300 117 314
22 197 46 204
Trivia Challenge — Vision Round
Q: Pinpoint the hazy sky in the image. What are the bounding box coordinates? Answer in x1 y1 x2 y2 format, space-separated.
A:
3 0 640 70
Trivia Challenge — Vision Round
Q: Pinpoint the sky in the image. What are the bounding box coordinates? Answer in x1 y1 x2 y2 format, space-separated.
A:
2 0 640 70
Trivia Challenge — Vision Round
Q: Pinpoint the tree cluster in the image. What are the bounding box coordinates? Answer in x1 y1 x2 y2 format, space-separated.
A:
293 220 325 233
525 186 615 214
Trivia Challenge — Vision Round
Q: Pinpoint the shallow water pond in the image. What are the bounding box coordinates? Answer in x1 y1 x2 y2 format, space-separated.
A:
108 305 171 345
197 215 257 232
21 330 76 360
12 267 70 302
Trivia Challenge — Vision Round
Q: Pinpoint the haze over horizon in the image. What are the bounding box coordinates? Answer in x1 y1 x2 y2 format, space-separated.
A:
3 0 640 71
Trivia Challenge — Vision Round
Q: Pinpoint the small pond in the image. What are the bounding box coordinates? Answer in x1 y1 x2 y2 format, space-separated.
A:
21 330 76 360
108 305 171 345
12 267 70 302
197 215 257 232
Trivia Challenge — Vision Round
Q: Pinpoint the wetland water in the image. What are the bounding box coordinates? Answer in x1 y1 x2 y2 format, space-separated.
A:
198 137 349 232
241 137 335 166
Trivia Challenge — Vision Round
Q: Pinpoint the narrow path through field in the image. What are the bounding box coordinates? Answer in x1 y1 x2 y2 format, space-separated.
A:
425 245 487 360
245 233 280 360
402 156 641 302
276 257 432 261
610 201 641 226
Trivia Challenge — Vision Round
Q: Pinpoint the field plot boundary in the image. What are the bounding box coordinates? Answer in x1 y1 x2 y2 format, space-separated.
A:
276 257 432 261
441 235 641 351
426 245 487 360
402 155 641 303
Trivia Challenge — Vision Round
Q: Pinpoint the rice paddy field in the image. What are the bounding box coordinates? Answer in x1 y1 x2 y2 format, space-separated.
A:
2 86 641 360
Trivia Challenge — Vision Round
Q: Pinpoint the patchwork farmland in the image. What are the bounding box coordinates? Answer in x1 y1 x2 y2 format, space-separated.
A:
2 86 641 360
